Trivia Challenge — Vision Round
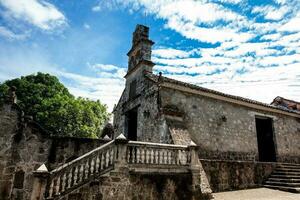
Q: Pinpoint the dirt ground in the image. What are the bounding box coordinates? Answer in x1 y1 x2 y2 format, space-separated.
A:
213 188 300 200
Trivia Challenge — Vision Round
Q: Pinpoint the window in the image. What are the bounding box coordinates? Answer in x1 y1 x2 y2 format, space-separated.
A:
129 80 137 100
13 170 25 189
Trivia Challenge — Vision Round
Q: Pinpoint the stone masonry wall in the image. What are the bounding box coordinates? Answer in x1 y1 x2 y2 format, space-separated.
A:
48 137 107 170
201 160 276 192
160 87 300 163
61 172 194 200
113 71 172 143
0 104 109 199
0 104 52 200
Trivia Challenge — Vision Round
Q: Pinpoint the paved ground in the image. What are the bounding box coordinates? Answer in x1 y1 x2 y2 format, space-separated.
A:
213 188 300 200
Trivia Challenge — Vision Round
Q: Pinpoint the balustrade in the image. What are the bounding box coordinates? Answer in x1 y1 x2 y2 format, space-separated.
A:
126 141 191 166
35 137 197 200
45 140 115 199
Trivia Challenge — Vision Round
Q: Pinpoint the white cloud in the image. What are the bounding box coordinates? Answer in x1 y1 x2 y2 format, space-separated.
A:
279 13 300 32
89 63 119 71
261 33 281 41
218 0 243 4
55 70 125 112
152 48 194 59
252 5 290 20
0 26 29 40
158 63 300 103
83 23 90 29
0 0 67 30
92 6 101 12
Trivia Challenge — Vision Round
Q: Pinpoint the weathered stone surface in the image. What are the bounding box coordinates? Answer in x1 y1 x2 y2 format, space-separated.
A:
159 87 300 163
63 172 194 200
0 104 108 199
201 160 276 192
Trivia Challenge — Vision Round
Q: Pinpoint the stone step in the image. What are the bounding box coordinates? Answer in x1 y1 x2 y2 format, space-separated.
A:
277 163 300 167
263 184 300 193
278 165 300 169
268 178 300 183
275 168 300 173
265 181 300 187
271 174 300 179
273 171 300 176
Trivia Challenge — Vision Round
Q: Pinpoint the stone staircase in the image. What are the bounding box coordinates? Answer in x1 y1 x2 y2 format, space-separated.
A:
264 163 300 193
31 135 208 200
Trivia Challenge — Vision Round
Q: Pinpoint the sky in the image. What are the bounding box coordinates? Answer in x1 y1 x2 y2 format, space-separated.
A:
0 0 299 112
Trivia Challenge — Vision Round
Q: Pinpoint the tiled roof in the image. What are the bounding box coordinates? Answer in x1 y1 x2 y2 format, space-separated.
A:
144 71 300 116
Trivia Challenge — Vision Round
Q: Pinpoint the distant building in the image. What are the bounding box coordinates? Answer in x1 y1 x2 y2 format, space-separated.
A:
271 96 300 112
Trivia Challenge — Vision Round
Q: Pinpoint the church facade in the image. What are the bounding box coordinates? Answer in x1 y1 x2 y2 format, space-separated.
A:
113 24 300 164
113 25 300 191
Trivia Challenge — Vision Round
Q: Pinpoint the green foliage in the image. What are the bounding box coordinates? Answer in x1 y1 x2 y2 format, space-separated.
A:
0 72 109 138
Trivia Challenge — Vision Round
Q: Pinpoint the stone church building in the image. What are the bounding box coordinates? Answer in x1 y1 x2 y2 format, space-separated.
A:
0 25 300 200
113 24 300 164
113 25 300 191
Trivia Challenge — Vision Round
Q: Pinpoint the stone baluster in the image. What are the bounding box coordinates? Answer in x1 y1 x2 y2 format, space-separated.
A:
133 146 137 163
96 153 100 172
84 159 89 179
74 166 78 185
176 150 180 165
146 147 149 163
106 149 109 167
146 148 149 164
156 149 159 164
67 169 72 188
141 147 145 164
127 146 131 163
175 149 179 165
150 148 154 164
137 147 141 163
167 150 171 164
110 147 114 165
79 162 84 183
144 147 147 164
163 150 166 164
55 176 61 195
172 150 176 164
101 153 105 170
48 179 54 198
90 157 95 176
158 149 161 164
61 172 67 192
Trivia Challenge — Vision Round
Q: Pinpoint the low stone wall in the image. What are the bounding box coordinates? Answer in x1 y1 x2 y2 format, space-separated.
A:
277 155 300 164
198 149 257 161
48 137 107 170
201 159 277 192
0 104 109 199
63 172 195 200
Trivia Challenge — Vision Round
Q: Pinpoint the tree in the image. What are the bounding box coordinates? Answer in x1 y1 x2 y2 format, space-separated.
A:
0 72 109 138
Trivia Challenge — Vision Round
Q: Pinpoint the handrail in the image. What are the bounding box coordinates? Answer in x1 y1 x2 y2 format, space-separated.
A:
50 140 115 174
45 139 115 199
128 140 188 148
127 141 191 166
38 139 197 199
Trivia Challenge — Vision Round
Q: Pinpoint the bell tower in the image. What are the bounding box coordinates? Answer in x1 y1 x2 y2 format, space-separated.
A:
125 24 155 80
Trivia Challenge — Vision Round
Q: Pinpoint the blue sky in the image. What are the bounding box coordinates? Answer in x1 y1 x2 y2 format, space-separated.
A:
0 0 299 111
